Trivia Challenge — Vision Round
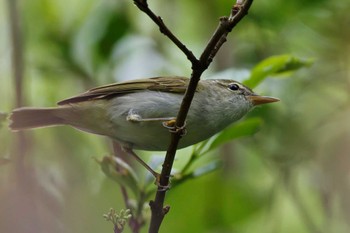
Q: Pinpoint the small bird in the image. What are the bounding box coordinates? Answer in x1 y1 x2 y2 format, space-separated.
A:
9 76 279 176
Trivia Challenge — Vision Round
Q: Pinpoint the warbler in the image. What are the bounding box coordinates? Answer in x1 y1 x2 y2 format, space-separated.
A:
9 76 279 176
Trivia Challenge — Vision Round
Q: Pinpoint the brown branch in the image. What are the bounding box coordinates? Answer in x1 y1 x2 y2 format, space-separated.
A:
140 1 255 233
200 1 253 67
133 0 198 66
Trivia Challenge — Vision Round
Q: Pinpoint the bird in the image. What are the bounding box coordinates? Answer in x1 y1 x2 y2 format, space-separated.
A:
9 76 279 177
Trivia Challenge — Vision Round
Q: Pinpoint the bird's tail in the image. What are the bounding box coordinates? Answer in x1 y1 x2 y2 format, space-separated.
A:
9 107 66 130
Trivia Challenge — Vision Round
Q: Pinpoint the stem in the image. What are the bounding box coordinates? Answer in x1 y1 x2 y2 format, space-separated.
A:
112 142 144 233
133 0 198 65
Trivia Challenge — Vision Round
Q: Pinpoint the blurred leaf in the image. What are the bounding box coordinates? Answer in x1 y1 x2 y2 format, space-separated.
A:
207 118 263 152
243 54 313 88
97 156 140 198
191 160 222 178
222 182 269 224
172 160 222 187
97 13 129 61
72 2 130 75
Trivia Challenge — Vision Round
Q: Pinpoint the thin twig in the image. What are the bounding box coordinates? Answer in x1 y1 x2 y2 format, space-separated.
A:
133 0 198 66
200 1 253 67
112 142 144 233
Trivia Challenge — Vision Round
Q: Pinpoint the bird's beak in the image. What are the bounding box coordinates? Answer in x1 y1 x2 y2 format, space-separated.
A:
247 95 280 106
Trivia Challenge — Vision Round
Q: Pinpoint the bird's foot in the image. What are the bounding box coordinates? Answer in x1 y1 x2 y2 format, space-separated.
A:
162 119 187 136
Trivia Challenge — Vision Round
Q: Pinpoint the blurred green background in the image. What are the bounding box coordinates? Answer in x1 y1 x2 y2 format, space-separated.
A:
1 0 350 232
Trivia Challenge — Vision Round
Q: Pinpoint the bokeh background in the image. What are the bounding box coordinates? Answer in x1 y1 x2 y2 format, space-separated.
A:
1 0 350 232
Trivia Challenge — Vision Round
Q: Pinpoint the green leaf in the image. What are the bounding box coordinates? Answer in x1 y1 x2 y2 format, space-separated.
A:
72 2 130 75
96 156 140 198
97 13 129 61
171 160 222 187
207 118 263 152
191 160 222 178
243 54 313 88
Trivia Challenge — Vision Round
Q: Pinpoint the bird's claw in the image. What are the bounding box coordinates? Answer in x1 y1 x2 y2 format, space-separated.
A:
162 119 187 136
154 174 172 192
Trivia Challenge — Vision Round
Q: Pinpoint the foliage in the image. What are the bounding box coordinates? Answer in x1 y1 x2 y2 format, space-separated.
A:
243 54 313 88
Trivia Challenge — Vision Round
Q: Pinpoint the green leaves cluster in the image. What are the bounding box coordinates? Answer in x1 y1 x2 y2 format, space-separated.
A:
243 54 313 88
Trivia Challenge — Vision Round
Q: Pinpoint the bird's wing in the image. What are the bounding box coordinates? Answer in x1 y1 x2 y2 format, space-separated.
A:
57 76 189 105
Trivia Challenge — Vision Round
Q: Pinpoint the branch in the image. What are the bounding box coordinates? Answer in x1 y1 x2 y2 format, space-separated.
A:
143 1 254 232
200 0 254 67
133 0 198 66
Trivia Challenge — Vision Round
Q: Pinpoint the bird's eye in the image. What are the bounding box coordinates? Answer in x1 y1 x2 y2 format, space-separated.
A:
228 83 240 91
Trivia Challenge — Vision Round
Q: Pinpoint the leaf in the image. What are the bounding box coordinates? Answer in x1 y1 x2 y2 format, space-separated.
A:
243 54 313 88
207 118 263 152
171 160 222 187
191 160 222 178
97 13 129 61
96 156 140 198
72 2 130 75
